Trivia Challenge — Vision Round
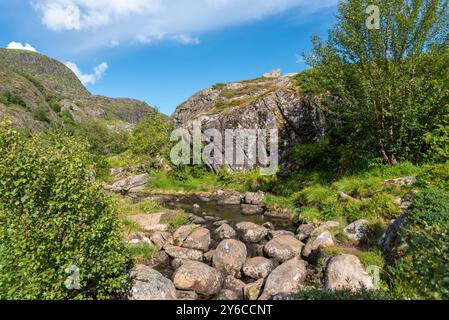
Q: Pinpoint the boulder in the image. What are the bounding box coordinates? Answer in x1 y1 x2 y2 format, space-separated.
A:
267 230 295 240
343 219 368 242
263 69 281 78
215 223 237 240
164 245 203 261
324 254 374 291
243 257 277 279
259 258 307 300
173 261 224 296
104 173 149 194
213 239 247 277
241 204 265 216
188 214 206 225
196 192 214 202
216 190 242 205
147 251 170 270
182 227 211 252
215 289 240 300
204 250 216 264
246 242 266 258
244 192 265 205
264 210 291 220
379 212 408 253
171 258 187 269
149 231 173 250
204 215 221 222
311 221 340 236
302 231 335 259
223 276 245 300
264 235 304 262
213 220 229 227
176 290 198 300
383 175 416 187
173 224 199 246
129 265 177 300
296 224 316 242
244 279 264 300
235 222 269 243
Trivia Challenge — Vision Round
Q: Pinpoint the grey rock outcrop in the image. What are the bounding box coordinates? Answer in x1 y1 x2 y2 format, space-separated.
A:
173 261 224 296
324 254 374 291
129 265 177 300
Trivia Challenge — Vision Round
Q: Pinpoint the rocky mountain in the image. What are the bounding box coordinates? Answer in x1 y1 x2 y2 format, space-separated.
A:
172 70 325 172
0 49 153 132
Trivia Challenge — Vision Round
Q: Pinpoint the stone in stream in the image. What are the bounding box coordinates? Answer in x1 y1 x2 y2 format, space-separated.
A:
342 219 368 242
213 220 229 227
302 231 335 260
259 258 307 300
324 254 374 291
216 190 243 205
222 276 245 300
204 215 222 222
244 278 265 300
244 192 265 206
242 257 277 279
182 227 211 252
212 239 247 278
235 221 269 243
188 214 206 225
264 235 305 263
164 245 204 261
128 265 177 300
215 223 237 240
173 224 199 246
196 192 214 202
241 204 265 216
173 261 224 296
264 210 291 220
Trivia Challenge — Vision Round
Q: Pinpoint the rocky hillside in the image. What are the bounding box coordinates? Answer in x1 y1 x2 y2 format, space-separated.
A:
172 70 325 172
0 49 153 132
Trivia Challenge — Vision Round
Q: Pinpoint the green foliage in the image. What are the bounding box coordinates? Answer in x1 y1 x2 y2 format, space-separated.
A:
0 91 28 109
302 0 449 165
416 162 449 190
389 189 449 299
48 100 62 113
357 249 385 269
129 111 174 158
32 107 50 123
0 121 130 299
127 244 157 265
162 213 190 231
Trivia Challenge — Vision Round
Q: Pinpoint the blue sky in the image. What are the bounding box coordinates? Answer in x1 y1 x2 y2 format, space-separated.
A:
0 0 338 115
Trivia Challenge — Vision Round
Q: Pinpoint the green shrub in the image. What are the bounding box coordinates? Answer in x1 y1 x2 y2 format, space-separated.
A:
49 100 62 113
0 121 130 299
0 91 27 109
32 107 50 123
357 250 385 269
388 189 449 299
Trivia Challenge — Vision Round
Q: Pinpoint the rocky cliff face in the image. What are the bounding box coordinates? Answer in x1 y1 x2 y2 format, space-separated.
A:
0 49 153 132
172 71 325 172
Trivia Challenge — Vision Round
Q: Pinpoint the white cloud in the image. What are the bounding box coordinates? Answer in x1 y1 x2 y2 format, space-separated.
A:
6 41 37 52
32 0 337 48
65 61 108 85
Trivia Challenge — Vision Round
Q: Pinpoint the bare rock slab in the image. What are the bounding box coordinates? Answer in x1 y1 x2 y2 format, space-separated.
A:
129 265 177 300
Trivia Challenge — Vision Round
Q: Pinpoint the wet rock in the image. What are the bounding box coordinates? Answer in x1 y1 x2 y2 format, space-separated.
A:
264 235 304 262
188 214 206 225
243 257 277 279
223 276 245 300
235 222 269 243
173 224 199 246
173 261 224 296
215 224 237 240
241 204 265 216
302 231 335 259
213 239 247 277
129 265 177 300
259 258 307 300
244 192 265 205
343 219 368 241
324 254 374 291
164 245 203 261
244 278 264 300
183 227 211 252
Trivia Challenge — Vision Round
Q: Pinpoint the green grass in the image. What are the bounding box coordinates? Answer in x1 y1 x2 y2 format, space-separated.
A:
121 218 144 233
356 249 385 269
161 213 190 231
112 195 163 216
127 243 157 264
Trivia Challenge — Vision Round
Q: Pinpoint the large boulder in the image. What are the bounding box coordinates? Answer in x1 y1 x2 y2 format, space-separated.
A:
259 258 307 300
343 219 368 242
264 235 304 262
235 222 269 243
244 192 265 205
268 230 295 240
216 190 243 205
129 265 177 300
164 245 204 261
104 173 149 193
215 223 237 240
213 239 247 277
182 227 211 252
241 204 265 216
324 254 374 291
173 261 224 296
302 231 335 259
243 257 277 279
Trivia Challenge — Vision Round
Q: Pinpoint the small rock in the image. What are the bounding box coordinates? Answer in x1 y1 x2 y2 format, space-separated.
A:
150 231 173 250
311 221 340 236
213 220 229 227
216 191 242 205
173 261 224 296
241 204 265 216
268 230 295 240
215 223 237 240
182 227 211 252
296 224 316 242
223 276 245 300
244 192 265 205
302 231 335 259
204 215 222 222
164 245 204 261
339 192 355 201
259 258 307 300
213 239 247 277
193 203 200 209
263 69 281 78
104 173 149 194
383 175 416 187
244 279 264 300
324 254 374 291
243 257 277 279
129 265 177 300
188 214 206 224
196 192 213 202
343 219 368 241
264 235 304 263
235 222 269 243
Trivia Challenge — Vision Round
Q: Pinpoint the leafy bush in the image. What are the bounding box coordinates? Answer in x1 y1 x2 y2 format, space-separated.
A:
388 189 449 299
0 121 130 299
32 107 50 123
0 91 27 109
